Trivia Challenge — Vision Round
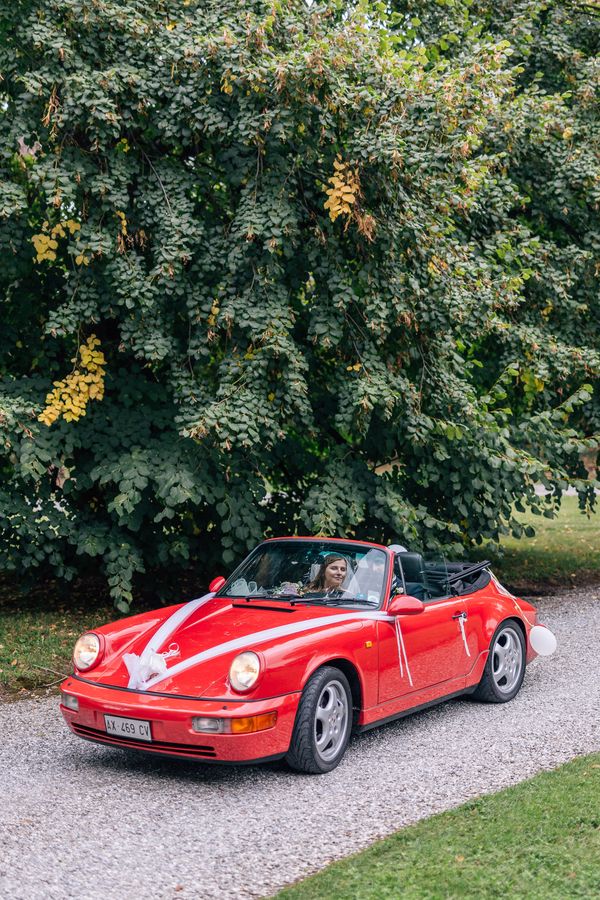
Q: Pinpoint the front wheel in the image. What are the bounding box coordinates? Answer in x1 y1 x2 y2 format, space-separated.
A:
472 621 526 703
286 666 352 774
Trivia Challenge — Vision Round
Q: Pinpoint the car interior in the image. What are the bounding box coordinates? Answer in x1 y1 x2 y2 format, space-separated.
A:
394 552 491 601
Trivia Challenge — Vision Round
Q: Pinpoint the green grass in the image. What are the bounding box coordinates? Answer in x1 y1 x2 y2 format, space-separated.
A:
0 570 195 697
277 754 600 900
481 494 600 594
0 582 116 698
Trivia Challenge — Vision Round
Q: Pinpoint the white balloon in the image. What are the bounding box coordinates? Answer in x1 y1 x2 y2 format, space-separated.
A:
529 625 557 656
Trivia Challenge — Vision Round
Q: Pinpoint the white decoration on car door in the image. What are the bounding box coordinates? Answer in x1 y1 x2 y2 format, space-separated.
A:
457 613 471 657
394 617 413 686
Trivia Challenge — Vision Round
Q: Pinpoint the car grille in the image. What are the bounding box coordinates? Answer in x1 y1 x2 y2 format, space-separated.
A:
71 723 217 758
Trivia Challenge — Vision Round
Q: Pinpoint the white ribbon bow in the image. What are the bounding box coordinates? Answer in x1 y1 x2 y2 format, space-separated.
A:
122 592 214 690
123 644 180 691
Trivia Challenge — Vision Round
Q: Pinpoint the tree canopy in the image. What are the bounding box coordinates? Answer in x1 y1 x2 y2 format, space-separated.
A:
0 0 598 608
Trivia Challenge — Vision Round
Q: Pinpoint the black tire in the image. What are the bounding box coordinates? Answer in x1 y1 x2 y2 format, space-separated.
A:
286 666 353 774
472 620 526 703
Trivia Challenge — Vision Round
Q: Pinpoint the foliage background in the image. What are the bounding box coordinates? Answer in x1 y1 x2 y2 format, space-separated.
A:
0 0 598 608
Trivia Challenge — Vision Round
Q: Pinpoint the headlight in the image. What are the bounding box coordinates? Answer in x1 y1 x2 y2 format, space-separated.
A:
73 632 103 671
229 651 261 692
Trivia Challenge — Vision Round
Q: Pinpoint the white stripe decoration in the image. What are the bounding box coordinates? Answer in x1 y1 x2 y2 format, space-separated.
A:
123 592 215 690
457 614 471 657
121 592 411 693
491 573 516 598
143 610 392 690
394 618 413 686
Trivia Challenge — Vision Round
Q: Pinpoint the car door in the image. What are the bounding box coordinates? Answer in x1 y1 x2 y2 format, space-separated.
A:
377 554 468 703
377 596 469 702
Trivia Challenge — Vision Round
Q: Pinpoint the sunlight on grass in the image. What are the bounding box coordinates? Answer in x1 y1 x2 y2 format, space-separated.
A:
483 495 599 592
277 754 600 900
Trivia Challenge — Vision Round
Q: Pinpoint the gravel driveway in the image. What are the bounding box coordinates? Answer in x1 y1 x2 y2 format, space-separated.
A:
1 589 599 900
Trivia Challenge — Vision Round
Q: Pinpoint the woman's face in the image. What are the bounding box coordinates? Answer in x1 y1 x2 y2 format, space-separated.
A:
324 558 347 590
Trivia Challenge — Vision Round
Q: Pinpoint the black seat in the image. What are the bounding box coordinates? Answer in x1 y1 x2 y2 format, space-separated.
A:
398 552 424 582
396 552 428 601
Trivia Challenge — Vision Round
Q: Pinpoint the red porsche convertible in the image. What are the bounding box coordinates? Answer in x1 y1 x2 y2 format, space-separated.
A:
60 537 556 773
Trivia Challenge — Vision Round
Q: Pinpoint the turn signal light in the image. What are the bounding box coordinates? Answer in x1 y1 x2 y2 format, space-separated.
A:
230 712 278 734
192 712 277 734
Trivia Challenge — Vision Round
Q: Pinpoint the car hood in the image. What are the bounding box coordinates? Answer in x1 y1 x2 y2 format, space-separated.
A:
83 596 384 699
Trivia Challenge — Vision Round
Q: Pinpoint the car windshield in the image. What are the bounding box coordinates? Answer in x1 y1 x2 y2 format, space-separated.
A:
218 540 389 608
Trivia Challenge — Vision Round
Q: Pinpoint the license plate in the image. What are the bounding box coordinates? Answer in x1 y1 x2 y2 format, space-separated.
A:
104 715 152 742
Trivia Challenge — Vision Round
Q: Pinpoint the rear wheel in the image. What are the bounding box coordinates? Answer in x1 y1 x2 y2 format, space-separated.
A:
286 666 352 774
472 621 526 703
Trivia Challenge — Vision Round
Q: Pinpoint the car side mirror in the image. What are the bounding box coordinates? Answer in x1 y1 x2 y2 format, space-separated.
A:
388 595 424 616
209 576 226 593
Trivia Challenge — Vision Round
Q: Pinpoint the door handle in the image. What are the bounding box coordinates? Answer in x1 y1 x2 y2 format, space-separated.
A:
452 611 467 620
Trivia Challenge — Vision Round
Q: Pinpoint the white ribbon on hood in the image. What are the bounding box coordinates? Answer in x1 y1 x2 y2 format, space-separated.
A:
123 592 214 690
121 593 405 694
140 610 395 691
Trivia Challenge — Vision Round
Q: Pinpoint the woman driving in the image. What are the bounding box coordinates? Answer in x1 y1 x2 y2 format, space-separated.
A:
303 554 350 597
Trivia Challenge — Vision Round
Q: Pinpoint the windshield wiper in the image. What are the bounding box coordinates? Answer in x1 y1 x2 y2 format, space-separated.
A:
232 594 378 607
286 596 379 607
235 593 304 602
317 597 379 606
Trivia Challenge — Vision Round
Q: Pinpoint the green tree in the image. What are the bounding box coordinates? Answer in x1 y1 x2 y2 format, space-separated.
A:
391 0 600 443
0 0 597 609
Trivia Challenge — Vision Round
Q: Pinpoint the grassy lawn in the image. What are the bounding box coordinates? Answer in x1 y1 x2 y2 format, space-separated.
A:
0 604 116 697
482 494 600 594
0 576 116 698
277 754 600 900
0 567 206 697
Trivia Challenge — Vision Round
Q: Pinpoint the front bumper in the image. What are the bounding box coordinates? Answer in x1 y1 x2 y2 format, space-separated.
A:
60 676 300 763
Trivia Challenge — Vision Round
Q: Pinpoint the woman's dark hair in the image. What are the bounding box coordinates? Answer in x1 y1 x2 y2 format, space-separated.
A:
306 554 348 591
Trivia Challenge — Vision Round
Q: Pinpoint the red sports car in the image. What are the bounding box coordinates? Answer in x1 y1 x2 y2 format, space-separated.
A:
60 537 556 773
